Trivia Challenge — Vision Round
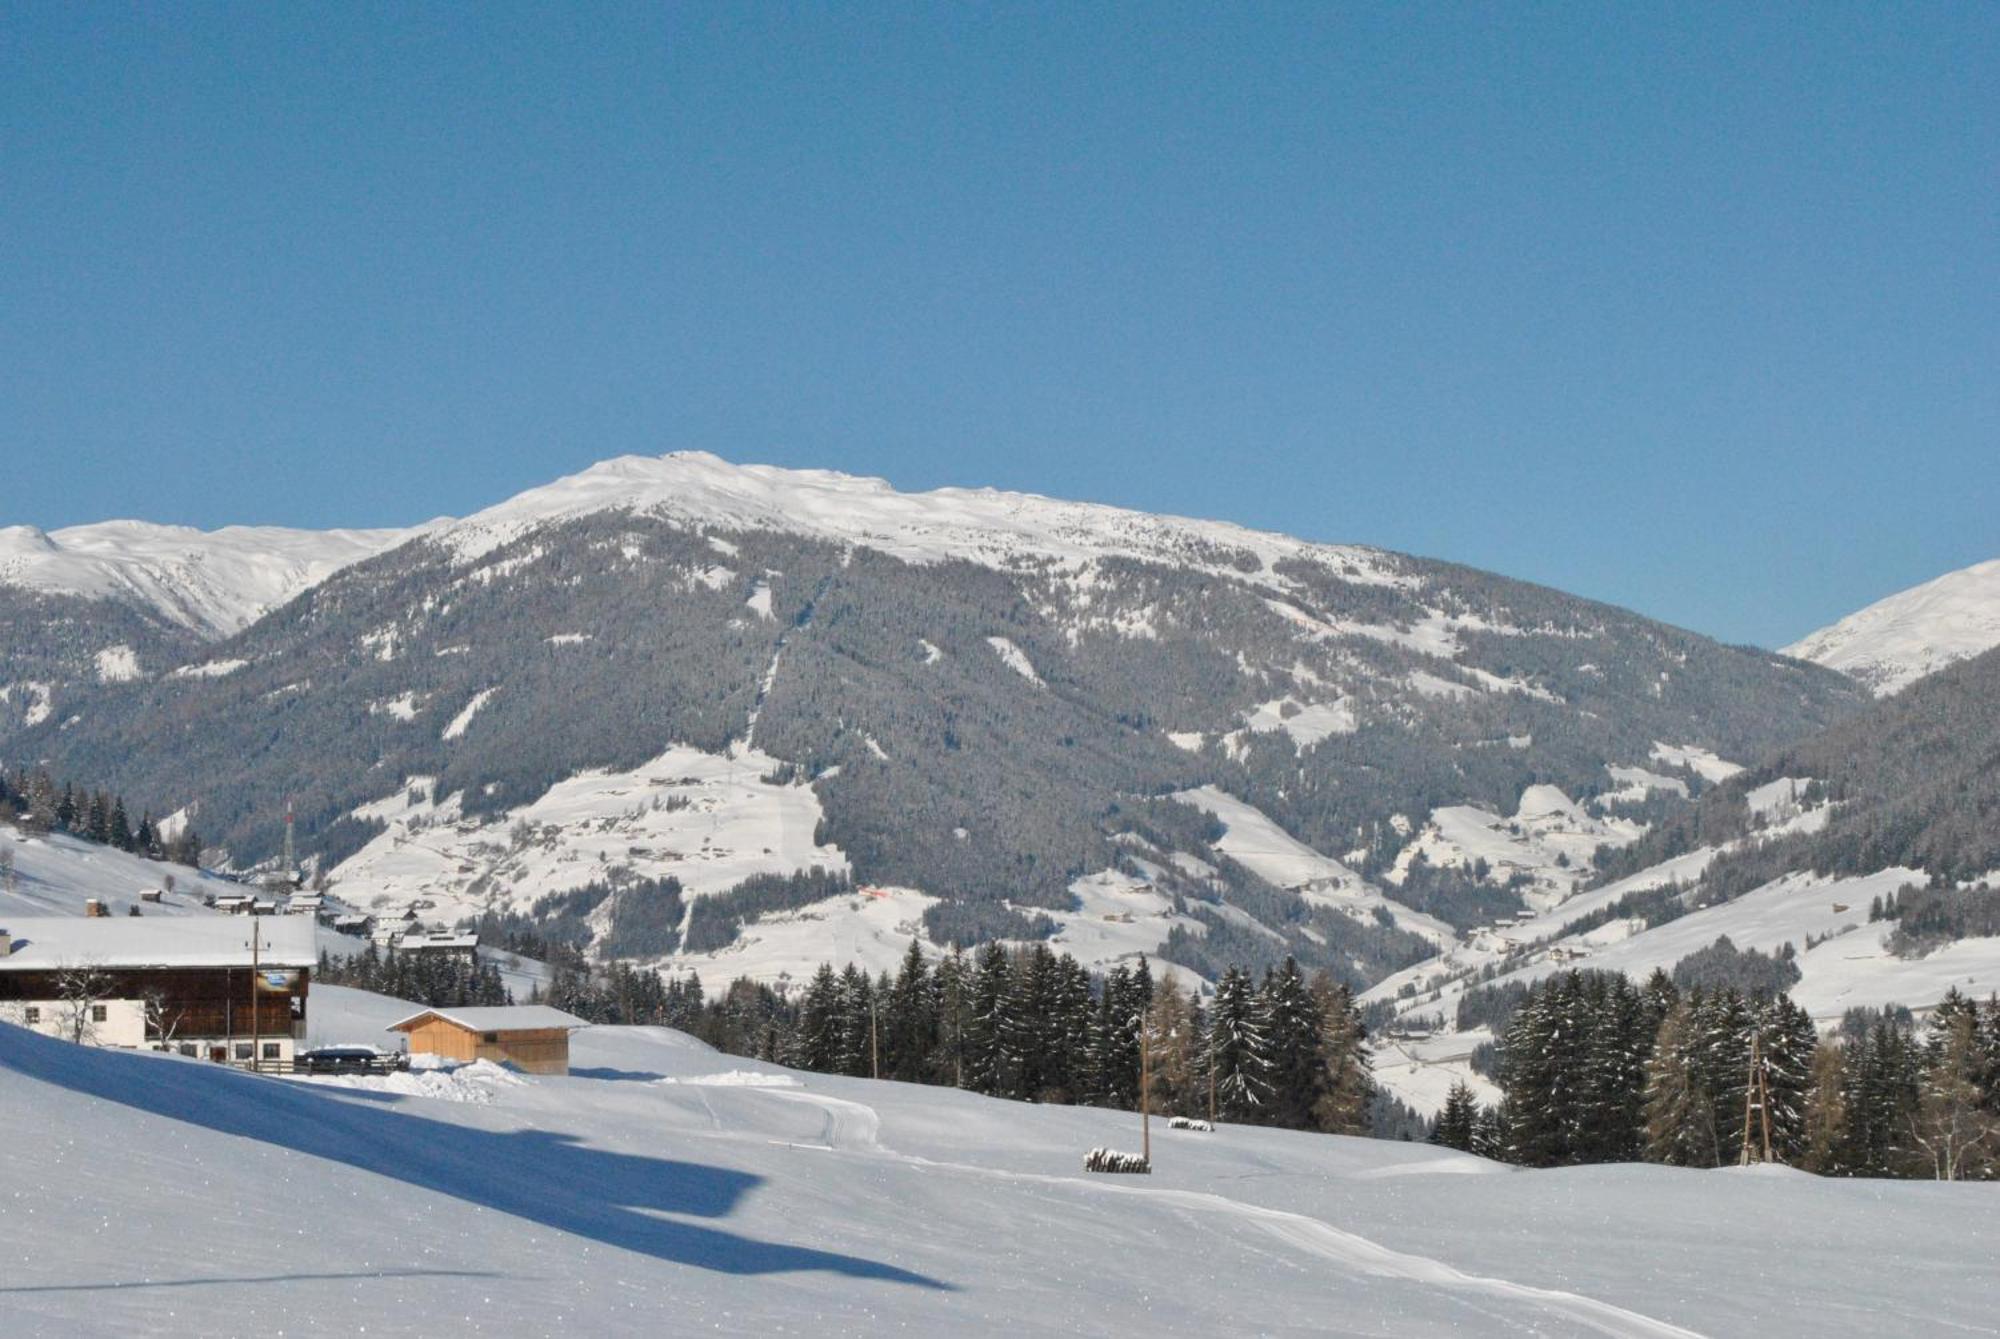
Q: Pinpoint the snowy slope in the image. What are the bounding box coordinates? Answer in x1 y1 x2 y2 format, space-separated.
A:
1785 557 2000 695
0 826 263 921
0 520 426 638
5 995 1998 1338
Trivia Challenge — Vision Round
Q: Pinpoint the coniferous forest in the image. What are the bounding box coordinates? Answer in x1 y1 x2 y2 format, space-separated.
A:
1432 968 2000 1181
515 941 1379 1138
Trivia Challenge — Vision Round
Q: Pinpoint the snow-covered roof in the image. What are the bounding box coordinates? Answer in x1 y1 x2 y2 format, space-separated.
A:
385 1005 588 1034
0 916 319 970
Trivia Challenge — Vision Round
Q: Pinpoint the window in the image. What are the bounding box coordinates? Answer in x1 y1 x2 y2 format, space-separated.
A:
483 1032 499 1043
24 1007 40 1025
234 1043 252 1060
91 1004 108 1022
262 1043 281 1060
178 1043 197 1057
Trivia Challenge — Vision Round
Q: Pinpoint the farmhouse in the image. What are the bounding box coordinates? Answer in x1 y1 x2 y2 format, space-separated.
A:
387 1005 587 1075
0 916 316 1071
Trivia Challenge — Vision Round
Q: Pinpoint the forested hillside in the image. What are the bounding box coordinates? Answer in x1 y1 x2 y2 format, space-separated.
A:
2 454 1866 985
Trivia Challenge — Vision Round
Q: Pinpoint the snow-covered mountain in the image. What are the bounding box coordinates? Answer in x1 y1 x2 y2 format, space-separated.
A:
5 453 1866 991
1784 557 2000 695
5 986 1995 1338
0 519 427 638
436 451 1406 581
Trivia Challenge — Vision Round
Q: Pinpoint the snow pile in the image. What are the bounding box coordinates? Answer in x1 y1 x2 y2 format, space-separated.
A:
295 1057 529 1104
1785 557 2000 694
659 1070 802 1089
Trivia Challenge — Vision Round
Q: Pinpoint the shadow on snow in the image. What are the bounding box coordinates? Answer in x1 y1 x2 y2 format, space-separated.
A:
0 1025 948 1290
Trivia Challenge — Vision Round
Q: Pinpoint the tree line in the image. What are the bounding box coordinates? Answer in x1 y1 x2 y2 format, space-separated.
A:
530 940 1377 1137
315 944 512 1009
1431 968 2000 1181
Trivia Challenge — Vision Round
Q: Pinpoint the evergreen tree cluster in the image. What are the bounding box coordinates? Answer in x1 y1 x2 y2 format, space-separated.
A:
531 942 1378 1137
1443 968 2000 1181
0 766 201 866
317 945 511 1009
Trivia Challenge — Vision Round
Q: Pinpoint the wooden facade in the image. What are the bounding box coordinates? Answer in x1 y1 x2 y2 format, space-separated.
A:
394 1016 574 1075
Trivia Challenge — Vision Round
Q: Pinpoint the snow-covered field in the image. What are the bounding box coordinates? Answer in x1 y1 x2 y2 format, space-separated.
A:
3 985 1995 1338
0 827 263 921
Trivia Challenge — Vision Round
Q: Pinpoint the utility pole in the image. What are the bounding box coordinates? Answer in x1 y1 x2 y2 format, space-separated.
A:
250 918 261 1073
1739 1032 1776 1165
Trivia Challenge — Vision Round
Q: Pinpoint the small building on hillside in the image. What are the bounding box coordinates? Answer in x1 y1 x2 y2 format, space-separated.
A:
0 916 316 1070
396 932 479 960
386 1005 587 1076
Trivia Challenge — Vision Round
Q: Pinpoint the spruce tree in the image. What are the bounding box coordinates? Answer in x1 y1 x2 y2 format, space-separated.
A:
1207 966 1267 1121
1257 958 1325 1130
1432 1081 1479 1152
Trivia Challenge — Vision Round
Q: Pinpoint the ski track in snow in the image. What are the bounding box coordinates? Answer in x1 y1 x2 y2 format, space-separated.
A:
734 1081 1702 1338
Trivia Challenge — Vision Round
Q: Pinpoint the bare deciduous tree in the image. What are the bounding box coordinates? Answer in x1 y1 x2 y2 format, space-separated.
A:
54 963 114 1045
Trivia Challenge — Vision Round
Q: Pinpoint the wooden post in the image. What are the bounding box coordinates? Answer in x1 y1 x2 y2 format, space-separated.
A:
870 997 880 1081
1140 1015 1152 1167
1208 1034 1217 1125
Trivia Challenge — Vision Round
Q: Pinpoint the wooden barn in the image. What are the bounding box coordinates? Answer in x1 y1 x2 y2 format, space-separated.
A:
386 1005 587 1075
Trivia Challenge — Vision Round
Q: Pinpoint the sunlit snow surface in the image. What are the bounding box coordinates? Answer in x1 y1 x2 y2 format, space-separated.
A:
0 520 426 638
1785 556 2000 694
3 984 1995 1338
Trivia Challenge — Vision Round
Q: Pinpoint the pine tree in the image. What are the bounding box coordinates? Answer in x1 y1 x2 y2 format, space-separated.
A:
792 964 843 1073
930 946 969 1087
1432 1081 1480 1152
1751 994 1818 1163
1256 958 1325 1130
1207 966 1267 1121
884 938 934 1082
1499 979 1565 1166
1842 1018 1922 1176
966 942 1015 1097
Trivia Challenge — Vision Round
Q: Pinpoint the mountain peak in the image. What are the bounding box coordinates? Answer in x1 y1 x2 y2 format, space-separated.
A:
1784 557 2000 695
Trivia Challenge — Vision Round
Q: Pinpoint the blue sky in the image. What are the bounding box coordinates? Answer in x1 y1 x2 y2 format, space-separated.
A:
4 5 1993 648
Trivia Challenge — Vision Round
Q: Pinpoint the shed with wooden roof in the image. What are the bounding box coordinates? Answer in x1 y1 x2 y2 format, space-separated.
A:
385 1005 587 1075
